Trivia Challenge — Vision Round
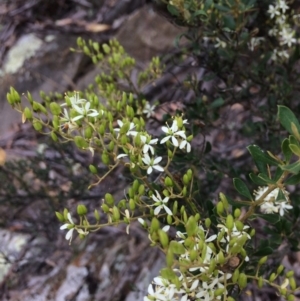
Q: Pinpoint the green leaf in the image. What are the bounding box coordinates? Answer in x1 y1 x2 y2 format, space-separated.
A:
280 161 300 174
282 138 292 162
247 145 279 166
249 173 269 185
167 4 180 16
209 97 225 109
285 173 300 185
233 178 253 200
257 173 276 184
277 105 300 140
289 144 300 156
253 247 274 257
273 167 284 182
257 213 280 224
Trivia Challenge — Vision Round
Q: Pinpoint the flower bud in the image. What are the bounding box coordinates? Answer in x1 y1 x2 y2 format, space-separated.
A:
77 204 87 215
52 115 59 130
51 131 58 142
216 202 224 215
112 206 120 221
158 229 169 248
55 211 64 222
89 164 98 174
182 186 187 196
63 208 69 220
214 288 225 297
289 277 296 290
277 264 284 275
7 92 14 105
183 174 189 185
118 199 126 209
232 269 239 283
187 169 192 181
24 107 32 120
101 203 110 213
286 271 294 278
195 213 200 221
129 199 136 210
269 273 276 282
216 251 225 264
166 248 174 267
74 136 89 149
50 102 61 115
98 123 106 135
138 184 145 195
101 152 110 165
219 192 229 209
287 295 295 301
234 208 241 218
186 216 197 237
167 215 173 225
205 218 211 228
105 193 114 206
94 209 100 221
238 273 247 289
164 177 173 187
258 276 263 288
190 249 198 261
169 241 185 254
33 120 43 131
172 201 178 215
150 217 160 233
84 126 93 139
226 214 234 230
258 256 268 265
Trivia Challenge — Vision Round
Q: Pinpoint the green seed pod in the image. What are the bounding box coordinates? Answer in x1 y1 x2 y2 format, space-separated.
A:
289 277 296 290
129 199 135 210
101 152 110 165
258 276 264 288
74 136 89 149
166 248 174 267
216 251 225 264
195 213 200 221
101 203 110 213
112 206 120 221
168 149 173 158
63 208 69 220
190 249 198 261
226 214 234 230
214 288 225 297
205 218 211 228
280 288 287 296
150 217 160 233
98 123 106 135
258 256 268 265
105 193 114 206
182 186 187 196
164 177 173 187
183 174 189 185
216 202 224 215
55 211 64 222
132 180 139 193
24 107 32 120
208 258 216 274
172 201 178 215
250 228 256 237
177 117 183 128
128 188 134 198
232 269 239 283
219 192 229 209
108 141 114 151
158 229 169 248
77 204 88 215
186 216 197 237
94 209 100 221
287 295 295 301
235 220 244 231
277 264 284 275
10 87 20 103
138 184 145 195
134 133 142 147
234 208 241 218
89 164 98 174
33 120 43 131
51 131 58 142
49 102 61 115
169 241 185 254
238 273 247 289
77 36 84 47
187 169 192 181
183 210 188 223
84 126 93 139
120 135 128 145
269 273 276 282
286 271 294 278
27 92 34 104
7 92 14 105
227 297 236 301
167 215 173 225
102 44 110 54
93 42 99 52
118 199 126 209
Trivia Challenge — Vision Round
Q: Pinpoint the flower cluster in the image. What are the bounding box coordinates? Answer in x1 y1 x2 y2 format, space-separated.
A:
254 186 292 216
267 0 298 61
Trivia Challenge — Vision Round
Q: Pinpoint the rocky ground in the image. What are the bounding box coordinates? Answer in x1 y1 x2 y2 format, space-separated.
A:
0 1 300 301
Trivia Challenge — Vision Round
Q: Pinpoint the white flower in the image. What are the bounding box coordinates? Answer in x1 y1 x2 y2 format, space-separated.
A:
179 139 191 153
248 37 265 51
214 38 227 48
144 284 165 301
276 201 293 216
278 0 289 13
279 27 296 47
141 135 158 155
60 108 79 132
161 120 186 147
116 153 128 159
254 186 289 202
217 223 251 242
268 4 280 19
114 120 137 137
143 102 156 118
151 190 173 215
142 154 164 174
72 101 99 121
60 213 75 242
268 27 278 37
61 92 87 107
260 201 279 214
